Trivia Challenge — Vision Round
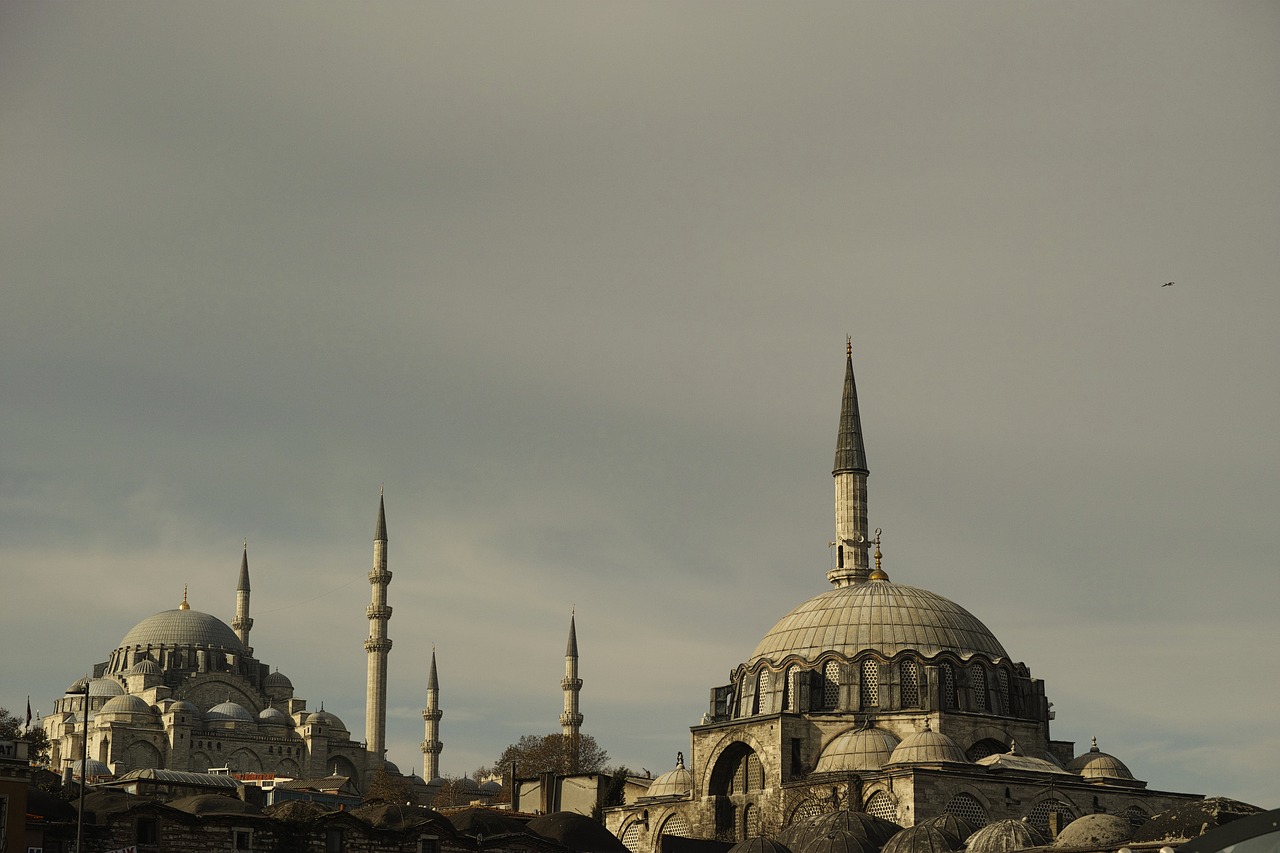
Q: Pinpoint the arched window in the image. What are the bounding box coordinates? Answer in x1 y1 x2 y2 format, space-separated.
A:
822 661 841 708
752 670 770 715
788 798 826 826
621 822 643 853
900 659 919 708
744 804 760 838
941 664 957 709
1028 799 1076 835
785 666 800 712
1118 806 1149 827
659 814 691 838
945 792 988 828
860 659 879 707
972 667 987 712
966 738 1007 762
997 669 1010 715
865 791 897 822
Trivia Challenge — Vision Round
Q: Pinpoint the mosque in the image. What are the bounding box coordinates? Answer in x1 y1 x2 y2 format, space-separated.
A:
42 493 418 791
602 343 1201 852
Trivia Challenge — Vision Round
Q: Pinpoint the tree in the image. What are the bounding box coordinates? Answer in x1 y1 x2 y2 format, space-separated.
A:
363 769 416 805
494 732 609 777
0 706 50 765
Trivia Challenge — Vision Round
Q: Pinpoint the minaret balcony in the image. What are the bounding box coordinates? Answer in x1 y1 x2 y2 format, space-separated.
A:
561 677 583 691
422 740 443 754
368 569 392 584
560 713 584 727
366 604 393 621
422 709 442 722
364 637 393 653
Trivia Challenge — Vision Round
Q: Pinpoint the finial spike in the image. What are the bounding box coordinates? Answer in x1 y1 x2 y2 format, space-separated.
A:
846 334 852 357
180 584 190 610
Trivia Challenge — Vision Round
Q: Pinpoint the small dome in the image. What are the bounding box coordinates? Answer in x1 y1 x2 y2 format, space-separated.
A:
71 758 113 779
309 708 347 732
456 776 479 792
99 694 153 716
965 820 1047 853
479 779 502 793
168 700 202 719
426 777 445 788
646 755 693 798
1066 738 1134 781
127 659 162 675
265 670 294 689
918 815 975 844
383 760 401 775
728 839 795 853
207 701 256 724
528 811 632 853
887 725 968 765
258 707 290 726
817 727 900 773
87 677 125 697
882 825 961 853
67 677 89 694
1053 814 1134 848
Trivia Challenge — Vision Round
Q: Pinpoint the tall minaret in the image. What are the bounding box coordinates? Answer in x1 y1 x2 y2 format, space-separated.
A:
828 337 871 587
421 649 443 780
365 489 392 765
559 611 583 772
232 541 253 653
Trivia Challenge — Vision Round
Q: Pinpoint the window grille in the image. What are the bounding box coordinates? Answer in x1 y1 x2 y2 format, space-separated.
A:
900 659 919 707
1028 800 1075 833
944 793 988 828
660 814 692 838
786 666 800 712
1118 806 1149 828
860 659 879 707
744 804 760 838
746 753 764 791
972 667 987 712
997 669 1010 714
732 758 747 794
823 661 841 708
941 664 957 709
789 799 826 826
865 791 897 822
621 823 643 852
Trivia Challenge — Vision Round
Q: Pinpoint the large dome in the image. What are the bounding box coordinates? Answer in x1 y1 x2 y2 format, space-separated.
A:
750 581 1008 664
117 608 244 652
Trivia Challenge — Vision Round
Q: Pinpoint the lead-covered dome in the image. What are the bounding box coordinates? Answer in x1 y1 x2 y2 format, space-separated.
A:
816 727 900 773
750 582 1008 665
117 608 244 652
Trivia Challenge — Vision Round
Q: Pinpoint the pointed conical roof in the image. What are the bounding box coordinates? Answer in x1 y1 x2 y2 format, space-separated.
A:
834 340 869 475
566 612 578 657
428 649 439 690
375 490 388 540
237 542 250 592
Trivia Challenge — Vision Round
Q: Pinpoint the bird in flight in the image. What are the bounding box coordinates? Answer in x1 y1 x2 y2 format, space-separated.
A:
1162 281 1174 287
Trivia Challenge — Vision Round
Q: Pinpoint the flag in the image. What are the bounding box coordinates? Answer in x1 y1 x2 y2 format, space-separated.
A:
25 697 32 731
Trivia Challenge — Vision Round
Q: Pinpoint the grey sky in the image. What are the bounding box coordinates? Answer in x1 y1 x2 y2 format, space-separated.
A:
2 1 1277 806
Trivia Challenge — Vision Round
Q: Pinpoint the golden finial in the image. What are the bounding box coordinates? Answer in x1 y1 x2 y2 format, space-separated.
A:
846 335 852 357
179 584 190 610
869 528 889 581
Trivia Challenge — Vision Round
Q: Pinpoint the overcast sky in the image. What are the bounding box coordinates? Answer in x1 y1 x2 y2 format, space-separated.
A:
2 0 1277 809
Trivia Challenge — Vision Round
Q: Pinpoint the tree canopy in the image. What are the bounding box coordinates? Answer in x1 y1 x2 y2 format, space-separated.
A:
494 732 609 777
0 706 50 764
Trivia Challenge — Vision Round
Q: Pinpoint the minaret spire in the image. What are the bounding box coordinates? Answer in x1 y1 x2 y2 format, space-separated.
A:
422 647 443 780
828 337 871 587
365 489 393 766
232 540 254 653
560 610 583 772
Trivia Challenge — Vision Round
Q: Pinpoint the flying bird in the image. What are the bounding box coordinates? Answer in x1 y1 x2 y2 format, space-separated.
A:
1162 281 1174 287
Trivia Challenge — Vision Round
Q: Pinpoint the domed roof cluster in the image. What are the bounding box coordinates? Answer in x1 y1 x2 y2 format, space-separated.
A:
750 583 1009 666
116 608 244 652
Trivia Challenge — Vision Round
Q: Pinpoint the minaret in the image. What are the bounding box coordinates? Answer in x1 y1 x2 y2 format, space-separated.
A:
559 611 584 772
365 489 392 765
231 541 253 653
422 648 443 780
828 337 871 587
